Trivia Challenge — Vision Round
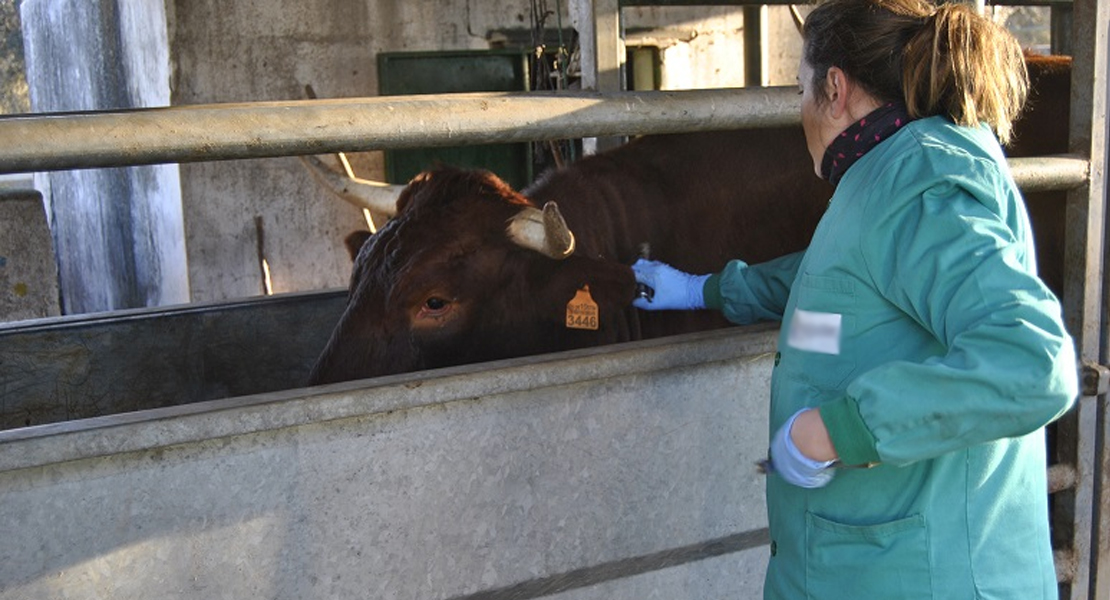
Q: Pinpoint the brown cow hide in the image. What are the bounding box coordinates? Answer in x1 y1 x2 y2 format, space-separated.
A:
309 54 1070 385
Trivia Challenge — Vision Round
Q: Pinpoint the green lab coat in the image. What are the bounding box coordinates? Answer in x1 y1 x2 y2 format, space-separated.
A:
704 116 1078 599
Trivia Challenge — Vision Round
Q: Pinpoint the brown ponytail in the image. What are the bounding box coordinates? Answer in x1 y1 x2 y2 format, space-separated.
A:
803 0 1029 145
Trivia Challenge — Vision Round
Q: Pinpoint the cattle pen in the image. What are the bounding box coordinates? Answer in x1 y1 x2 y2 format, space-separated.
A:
0 0 1107 598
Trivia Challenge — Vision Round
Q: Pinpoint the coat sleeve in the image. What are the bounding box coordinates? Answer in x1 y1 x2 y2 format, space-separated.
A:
820 182 1078 467
703 251 804 324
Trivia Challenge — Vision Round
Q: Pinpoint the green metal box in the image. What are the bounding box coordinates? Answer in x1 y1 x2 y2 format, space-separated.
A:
378 49 533 189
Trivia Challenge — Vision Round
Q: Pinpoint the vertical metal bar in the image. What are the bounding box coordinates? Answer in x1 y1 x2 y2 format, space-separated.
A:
1058 0 1109 597
573 0 597 91
742 6 763 87
1081 0 1110 595
575 0 625 154
592 0 624 93
1096 359 1110 599
589 0 624 152
1050 4 1073 56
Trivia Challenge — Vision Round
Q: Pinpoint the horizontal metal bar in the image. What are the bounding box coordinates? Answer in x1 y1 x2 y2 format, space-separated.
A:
621 0 1070 5
619 0 1073 5
1 91 1088 196
1009 155 1090 192
444 529 771 600
0 87 803 174
1056 548 1076 583
1082 361 1110 396
1049 462 1079 494
620 0 816 5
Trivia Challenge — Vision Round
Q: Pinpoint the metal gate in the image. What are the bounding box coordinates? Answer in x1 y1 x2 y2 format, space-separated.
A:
1 0 1107 596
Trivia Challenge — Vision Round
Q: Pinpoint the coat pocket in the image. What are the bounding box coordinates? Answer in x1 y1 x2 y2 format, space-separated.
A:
786 274 857 388
805 511 932 599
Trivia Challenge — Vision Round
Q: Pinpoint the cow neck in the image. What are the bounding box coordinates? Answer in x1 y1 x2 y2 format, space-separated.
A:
821 101 913 186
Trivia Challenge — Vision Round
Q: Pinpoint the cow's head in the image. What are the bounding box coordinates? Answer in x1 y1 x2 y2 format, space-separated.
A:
308 165 637 385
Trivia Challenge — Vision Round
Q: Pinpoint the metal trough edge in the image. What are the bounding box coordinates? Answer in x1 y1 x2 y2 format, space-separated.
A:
0 324 779 474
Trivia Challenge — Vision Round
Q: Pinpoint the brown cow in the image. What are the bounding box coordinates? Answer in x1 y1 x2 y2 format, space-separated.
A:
307 126 832 384
307 53 1070 386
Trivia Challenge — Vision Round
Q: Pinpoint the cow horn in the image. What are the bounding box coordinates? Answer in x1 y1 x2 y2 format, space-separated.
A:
300 154 404 217
507 201 576 260
790 4 805 35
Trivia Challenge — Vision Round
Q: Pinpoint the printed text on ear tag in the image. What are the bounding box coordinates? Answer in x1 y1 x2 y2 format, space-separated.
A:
566 285 599 330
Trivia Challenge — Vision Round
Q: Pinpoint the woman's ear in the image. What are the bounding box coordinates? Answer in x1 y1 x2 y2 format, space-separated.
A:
824 66 852 120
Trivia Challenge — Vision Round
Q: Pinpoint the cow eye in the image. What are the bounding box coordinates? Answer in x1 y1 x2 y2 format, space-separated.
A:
414 295 455 324
425 297 448 311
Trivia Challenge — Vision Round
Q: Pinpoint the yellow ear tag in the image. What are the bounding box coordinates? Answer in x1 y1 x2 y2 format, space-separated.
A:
566 285 599 330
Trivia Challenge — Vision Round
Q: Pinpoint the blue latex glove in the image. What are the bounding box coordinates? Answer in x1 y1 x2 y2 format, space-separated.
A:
768 409 837 488
631 259 710 310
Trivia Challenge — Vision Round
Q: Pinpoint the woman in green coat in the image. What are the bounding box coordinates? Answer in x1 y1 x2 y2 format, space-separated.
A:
632 0 1079 597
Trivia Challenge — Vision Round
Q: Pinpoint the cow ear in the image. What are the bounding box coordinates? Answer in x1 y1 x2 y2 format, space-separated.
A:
344 230 373 261
580 264 637 309
547 256 637 312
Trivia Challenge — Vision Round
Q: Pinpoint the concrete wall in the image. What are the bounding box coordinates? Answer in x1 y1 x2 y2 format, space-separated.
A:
165 0 799 303
0 187 60 322
0 326 777 599
15 0 809 310
14 2 1054 314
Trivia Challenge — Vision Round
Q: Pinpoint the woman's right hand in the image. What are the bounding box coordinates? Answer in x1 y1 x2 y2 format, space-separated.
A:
631 259 710 311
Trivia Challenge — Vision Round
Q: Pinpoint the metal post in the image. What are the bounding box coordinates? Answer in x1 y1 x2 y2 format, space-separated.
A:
1051 4 1073 56
742 6 764 87
1057 0 1110 596
580 0 624 153
1076 0 1110 593
591 0 623 93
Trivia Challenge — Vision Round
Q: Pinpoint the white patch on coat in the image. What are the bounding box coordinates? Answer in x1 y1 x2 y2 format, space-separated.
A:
787 308 842 355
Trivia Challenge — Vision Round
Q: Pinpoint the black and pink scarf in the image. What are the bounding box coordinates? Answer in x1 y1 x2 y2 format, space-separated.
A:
821 102 913 186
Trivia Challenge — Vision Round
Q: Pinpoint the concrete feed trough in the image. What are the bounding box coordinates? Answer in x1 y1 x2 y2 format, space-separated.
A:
0 295 777 599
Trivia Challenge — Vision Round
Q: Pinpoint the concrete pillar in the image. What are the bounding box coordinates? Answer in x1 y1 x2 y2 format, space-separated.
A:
20 0 188 314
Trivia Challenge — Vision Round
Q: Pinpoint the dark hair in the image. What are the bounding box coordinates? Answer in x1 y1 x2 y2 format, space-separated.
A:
802 0 1029 144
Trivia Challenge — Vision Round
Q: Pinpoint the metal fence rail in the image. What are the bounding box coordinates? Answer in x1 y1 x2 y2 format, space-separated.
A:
3 37 1103 597
0 88 1090 194
0 87 801 174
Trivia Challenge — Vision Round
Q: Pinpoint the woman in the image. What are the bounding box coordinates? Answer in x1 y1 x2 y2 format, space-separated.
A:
632 0 1078 597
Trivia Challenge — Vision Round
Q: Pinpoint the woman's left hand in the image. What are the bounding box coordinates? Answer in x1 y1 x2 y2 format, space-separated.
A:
769 408 838 488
